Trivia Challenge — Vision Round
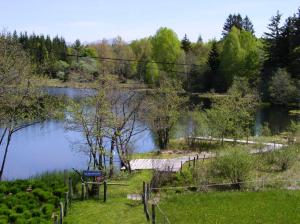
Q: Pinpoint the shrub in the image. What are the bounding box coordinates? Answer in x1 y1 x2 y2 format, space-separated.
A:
0 185 7 194
211 148 252 189
0 215 8 224
268 147 298 171
14 205 26 213
269 68 297 105
23 210 32 219
174 168 193 186
32 188 51 202
41 204 54 217
31 209 42 217
9 213 23 223
261 122 271 136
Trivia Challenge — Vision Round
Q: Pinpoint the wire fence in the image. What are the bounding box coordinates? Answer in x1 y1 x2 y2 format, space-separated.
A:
140 177 300 224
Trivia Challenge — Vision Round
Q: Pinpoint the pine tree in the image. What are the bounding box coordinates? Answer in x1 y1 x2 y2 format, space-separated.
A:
181 34 192 53
243 16 255 34
222 14 243 36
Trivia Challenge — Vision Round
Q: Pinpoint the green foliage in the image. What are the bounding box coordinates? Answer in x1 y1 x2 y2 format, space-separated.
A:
211 148 253 187
264 146 298 171
269 68 298 105
151 27 182 73
219 27 263 88
261 122 272 136
147 79 187 150
145 61 159 85
204 86 256 141
0 171 70 223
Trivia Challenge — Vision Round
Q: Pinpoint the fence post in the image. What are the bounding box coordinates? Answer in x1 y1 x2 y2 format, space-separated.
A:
53 214 58 224
152 204 156 224
197 154 199 160
68 177 72 206
103 181 107 202
64 192 69 216
85 182 89 199
147 183 150 200
180 161 183 173
59 202 64 224
193 157 196 167
143 181 146 200
81 183 85 200
98 183 101 201
64 169 67 186
142 182 150 221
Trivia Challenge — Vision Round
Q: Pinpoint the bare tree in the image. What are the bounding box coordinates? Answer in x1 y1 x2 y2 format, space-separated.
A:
0 33 49 180
66 80 112 172
145 79 187 152
108 88 146 174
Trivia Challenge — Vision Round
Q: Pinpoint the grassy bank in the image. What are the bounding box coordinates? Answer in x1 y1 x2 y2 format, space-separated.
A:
38 77 148 90
159 190 300 224
64 171 152 224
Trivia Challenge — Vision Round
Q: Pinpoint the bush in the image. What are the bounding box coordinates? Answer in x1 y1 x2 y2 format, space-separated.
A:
266 147 298 171
261 122 271 136
41 204 54 217
0 215 8 224
269 68 297 105
14 205 26 213
211 148 252 189
32 188 51 202
0 184 7 194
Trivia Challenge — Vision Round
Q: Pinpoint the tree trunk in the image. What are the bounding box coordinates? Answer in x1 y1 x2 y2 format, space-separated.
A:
0 129 12 181
109 137 115 178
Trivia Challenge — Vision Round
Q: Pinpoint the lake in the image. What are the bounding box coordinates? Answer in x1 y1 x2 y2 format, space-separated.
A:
1 87 297 180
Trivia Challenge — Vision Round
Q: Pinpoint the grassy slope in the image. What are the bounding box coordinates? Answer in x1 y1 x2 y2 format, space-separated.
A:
159 190 300 224
64 171 152 224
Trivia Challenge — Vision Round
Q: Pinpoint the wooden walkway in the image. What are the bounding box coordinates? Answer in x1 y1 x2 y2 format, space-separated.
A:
129 137 285 172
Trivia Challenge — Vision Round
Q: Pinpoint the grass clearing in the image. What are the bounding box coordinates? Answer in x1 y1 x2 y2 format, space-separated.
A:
64 171 152 224
159 190 300 224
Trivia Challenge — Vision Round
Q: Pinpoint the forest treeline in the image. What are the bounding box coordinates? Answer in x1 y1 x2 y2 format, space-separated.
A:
2 8 300 106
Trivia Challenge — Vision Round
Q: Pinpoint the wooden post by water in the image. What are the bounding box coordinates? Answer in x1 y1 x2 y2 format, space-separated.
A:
197 154 199 160
59 202 64 224
151 204 156 224
193 157 196 167
103 181 107 202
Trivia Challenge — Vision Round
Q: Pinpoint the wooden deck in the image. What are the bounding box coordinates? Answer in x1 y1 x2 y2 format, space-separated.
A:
129 137 285 172
130 152 214 172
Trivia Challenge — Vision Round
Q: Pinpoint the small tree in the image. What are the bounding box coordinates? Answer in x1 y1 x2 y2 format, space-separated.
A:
66 84 112 172
206 80 257 143
269 68 297 105
211 148 252 189
146 79 187 151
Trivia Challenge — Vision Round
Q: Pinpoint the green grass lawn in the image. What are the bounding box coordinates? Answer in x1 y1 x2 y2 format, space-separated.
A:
64 171 152 224
159 190 300 224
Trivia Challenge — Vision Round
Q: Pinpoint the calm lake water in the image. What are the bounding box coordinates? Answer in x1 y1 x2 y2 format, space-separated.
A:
1 88 297 180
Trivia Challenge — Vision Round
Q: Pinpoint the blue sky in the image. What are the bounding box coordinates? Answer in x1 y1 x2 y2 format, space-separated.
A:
0 0 299 43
